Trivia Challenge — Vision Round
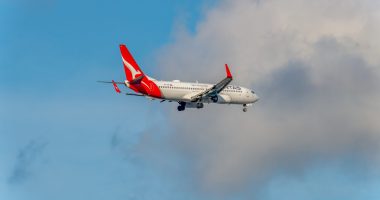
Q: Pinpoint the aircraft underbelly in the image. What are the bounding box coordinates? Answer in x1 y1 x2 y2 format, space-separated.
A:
159 88 251 104
227 93 247 104
161 89 188 101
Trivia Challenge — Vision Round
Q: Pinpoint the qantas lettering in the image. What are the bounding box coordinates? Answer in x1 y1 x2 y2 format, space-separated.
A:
225 85 241 90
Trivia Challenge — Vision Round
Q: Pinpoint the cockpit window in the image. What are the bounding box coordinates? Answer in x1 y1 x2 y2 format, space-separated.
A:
251 90 255 94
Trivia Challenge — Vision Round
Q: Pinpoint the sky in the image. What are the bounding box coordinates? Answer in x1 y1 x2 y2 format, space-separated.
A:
1 0 380 200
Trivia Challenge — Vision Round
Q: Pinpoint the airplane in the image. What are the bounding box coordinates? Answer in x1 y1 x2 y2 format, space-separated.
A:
98 44 259 112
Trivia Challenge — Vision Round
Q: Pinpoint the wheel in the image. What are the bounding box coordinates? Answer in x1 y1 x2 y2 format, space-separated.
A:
177 106 185 111
177 102 186 111
196 103 204 109
243 107 248 112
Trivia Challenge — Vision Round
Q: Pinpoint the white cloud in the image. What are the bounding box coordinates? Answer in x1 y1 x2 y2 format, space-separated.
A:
155 0 380 195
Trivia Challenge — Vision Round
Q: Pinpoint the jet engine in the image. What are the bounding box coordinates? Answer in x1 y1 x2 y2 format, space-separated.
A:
210 94 231 104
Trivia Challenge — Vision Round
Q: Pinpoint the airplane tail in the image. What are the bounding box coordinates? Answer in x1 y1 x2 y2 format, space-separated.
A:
119 44 145 82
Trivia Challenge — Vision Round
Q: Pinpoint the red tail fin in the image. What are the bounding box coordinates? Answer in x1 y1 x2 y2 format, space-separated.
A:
119 44 144 81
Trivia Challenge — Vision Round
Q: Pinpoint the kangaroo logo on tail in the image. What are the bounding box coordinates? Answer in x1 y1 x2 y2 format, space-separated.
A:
120 44 144 81
121 56 142 79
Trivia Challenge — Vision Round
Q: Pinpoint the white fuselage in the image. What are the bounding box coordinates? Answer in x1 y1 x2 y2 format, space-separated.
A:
154 80 259 104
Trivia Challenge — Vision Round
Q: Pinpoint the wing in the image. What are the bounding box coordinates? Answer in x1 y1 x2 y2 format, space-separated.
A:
190 64 233 102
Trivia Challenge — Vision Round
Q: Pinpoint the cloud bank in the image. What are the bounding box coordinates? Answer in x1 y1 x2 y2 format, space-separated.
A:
153 0 380 196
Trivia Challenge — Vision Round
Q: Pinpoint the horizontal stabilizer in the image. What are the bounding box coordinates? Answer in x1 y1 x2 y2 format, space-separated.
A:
112 80 121 93
125 93 144 96
97 75 144 85
97 80 145 97
128 75 144 84
97 80 124 84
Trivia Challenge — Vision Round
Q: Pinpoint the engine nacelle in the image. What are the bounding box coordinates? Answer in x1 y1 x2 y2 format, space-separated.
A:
211 94 231 104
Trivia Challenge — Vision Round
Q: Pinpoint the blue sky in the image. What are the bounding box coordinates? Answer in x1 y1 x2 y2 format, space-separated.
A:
1 1 214 199
1 0 380 200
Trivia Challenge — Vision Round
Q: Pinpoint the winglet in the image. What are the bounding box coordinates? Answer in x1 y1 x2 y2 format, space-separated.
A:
225 64 232 78
112 80 121 93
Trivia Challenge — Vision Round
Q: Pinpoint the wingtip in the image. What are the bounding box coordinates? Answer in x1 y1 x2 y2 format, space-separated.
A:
112 79 121 93
225 64 232 78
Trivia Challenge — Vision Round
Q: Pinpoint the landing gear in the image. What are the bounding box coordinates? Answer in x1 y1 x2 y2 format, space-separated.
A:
196 102 204 109
177 102 186 111
177 105 185 111
243 104 248 112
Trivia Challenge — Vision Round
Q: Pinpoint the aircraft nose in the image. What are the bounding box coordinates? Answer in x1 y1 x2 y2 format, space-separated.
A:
252 93 259 103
